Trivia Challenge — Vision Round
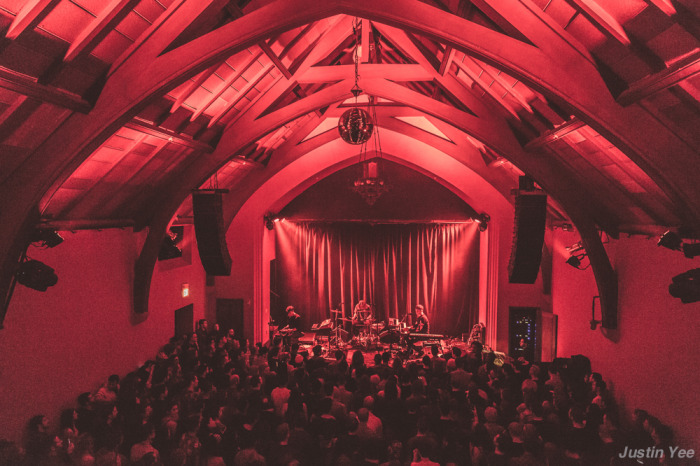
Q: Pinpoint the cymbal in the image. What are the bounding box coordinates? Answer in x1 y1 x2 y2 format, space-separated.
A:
330 309 342 314
338 317 352 322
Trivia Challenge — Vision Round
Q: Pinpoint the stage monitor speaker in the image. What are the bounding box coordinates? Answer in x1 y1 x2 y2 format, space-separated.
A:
508 193 547 284
192 191 231 276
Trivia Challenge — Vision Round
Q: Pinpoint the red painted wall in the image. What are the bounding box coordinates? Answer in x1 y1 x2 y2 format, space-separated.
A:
552 231 700 453
0 228 206 443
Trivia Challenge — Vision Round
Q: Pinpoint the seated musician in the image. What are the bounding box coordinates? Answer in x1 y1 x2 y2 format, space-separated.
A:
352 300 372 337
412 304 429 334
352 300 372 323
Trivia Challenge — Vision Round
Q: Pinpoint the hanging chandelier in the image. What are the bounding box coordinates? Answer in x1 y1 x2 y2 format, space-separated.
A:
339 18 390 206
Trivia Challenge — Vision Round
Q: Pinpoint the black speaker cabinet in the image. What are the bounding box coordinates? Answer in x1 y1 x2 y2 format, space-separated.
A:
508 193 547 284
192 191 232 276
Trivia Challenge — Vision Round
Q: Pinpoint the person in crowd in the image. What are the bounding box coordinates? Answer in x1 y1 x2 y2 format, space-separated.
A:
16 324 685 466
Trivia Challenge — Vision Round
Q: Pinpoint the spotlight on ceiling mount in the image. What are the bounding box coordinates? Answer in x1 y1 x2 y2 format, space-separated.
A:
566 255 582 268
32 229 64 248
669 268 700 303
15 258 58 291
474 213 490 232
565 241 589 270
682 242 700 259
158 228 183 261
658 230 683 251
264 215 276 231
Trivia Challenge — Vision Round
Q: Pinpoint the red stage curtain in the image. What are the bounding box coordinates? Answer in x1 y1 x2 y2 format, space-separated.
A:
275 222 480 336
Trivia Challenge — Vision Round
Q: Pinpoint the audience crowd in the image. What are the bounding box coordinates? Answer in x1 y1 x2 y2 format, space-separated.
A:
0 321 683 465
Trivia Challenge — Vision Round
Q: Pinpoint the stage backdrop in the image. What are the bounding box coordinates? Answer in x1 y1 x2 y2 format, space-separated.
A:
275 221 480 336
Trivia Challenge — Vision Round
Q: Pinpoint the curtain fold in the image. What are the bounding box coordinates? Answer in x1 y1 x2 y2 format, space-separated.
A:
275 222 480 336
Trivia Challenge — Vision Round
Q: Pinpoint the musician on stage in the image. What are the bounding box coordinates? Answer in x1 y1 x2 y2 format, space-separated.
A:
352 300 372 323
285 305 301 331
412 304 429 334
352 300 372 337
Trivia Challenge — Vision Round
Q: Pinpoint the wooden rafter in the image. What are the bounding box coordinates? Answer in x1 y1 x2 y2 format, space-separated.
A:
617 50 700 106
4 0 61 40
296 64 433 83
0 67 92 113
64 0 141 62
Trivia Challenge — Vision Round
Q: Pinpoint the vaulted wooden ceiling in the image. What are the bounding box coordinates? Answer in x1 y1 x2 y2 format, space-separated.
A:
0 0 699 311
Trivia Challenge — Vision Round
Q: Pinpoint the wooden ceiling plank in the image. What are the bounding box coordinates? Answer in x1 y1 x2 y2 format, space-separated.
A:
556 135 669 226
170 63 221 113
65 0 141 62
54 132 149 219
5 0 61 40
617 49 700 106
0 67 92 112
461 55 533 112
452 58 520 119
190 49 264 122
66 136 174 219
208 62 275 127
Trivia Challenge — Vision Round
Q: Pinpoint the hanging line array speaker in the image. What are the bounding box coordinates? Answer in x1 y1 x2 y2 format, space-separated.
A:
192 190 232 276
508 192 547 284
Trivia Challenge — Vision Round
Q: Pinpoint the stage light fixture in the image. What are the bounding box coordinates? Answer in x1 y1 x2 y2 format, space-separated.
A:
264 215 275 231
682 242 700 259
474 213 490 231
566 255 582 268
15 259 58 291
566 252 589 270
658 230 682 251
158 228 182 261
32 229 64 248
668 268 700 303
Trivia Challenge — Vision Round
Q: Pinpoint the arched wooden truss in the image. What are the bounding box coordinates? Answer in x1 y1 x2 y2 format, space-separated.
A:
2 0 699 327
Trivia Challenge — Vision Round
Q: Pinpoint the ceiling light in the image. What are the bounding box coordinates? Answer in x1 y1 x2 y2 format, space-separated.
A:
16 259 58 292
32 229 63 248
682 242 700 258
669 268 700 303
658 230 682 251
566 255 582 268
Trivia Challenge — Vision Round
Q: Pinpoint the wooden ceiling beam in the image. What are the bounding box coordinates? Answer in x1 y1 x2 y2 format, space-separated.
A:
296 64 433 83
0 67 92 113
127 117 215 152
64 0 140 62
473 0 595 66
617 50 700 106
373 23 497 120
565 0 630 45
525 117 586 149
644 0 676 16
4 0 60 40
565 0 665 72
